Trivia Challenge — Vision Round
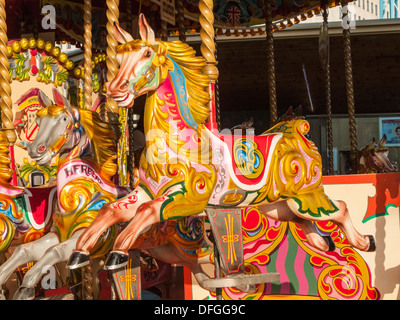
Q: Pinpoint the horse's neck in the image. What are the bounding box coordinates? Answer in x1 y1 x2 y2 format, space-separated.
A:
141 75 211 183
144 75 199 144
358 153 376 173
59 130 91 162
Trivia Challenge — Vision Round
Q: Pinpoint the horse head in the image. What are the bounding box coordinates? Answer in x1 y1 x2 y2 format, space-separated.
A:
106 14 173 108
27 88 82 166
358 135 397 173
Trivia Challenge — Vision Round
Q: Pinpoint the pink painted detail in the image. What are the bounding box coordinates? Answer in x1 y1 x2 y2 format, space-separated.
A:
276 237 290 295
296 140 321 188
293 244 309 295
139 168 172 196
110 190 139 210
57 159 122 212
0 182 25 197
38 145 46 152
157 76 202 150
207 130 282 202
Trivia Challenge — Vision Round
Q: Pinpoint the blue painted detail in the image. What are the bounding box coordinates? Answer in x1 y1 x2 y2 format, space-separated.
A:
168 56 198 130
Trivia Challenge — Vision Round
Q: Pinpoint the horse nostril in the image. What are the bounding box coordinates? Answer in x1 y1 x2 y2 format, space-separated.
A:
121 79 129 91
38 145 46 153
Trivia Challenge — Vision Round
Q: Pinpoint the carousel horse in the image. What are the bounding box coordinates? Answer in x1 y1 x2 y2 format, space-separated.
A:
68 14 375 275
2 88 215 299
358 135 397 174
0 88 130 300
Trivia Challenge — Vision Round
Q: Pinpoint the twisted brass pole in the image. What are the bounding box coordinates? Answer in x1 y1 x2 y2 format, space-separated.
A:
214 33 221 131
106 0 120 114
199 0 219 131
177 0 186 42
199 0 218 82
106 0 126 185
265 0 278 127
83 0 93 109
322 7 333 175
342 0 357 173
0 0 16 185
0 0 16 145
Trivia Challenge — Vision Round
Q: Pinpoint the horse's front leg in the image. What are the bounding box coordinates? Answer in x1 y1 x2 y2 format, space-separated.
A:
0 232 59 300
104 189 179 270
13 229 84 300
67 187 151 269
104 200 163 270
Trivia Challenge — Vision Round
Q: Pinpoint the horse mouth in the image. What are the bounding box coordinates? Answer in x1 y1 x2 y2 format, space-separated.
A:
112 93 134 108
30 152 52 166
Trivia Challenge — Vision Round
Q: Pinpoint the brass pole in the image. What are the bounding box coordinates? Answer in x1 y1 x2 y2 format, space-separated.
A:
0 0 17 185
342 0 357 173
106 0 120 114
83 0 93 109
106 0 126 185
199 0 219 131
199 0 218 81
177 0 186 42
265 0 278 126
322 7 333 175
0 1 15 143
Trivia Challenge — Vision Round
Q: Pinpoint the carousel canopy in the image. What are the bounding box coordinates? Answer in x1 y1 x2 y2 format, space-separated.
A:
5 0 349 42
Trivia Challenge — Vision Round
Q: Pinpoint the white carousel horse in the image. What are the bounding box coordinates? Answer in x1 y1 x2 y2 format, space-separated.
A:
0 88 128 300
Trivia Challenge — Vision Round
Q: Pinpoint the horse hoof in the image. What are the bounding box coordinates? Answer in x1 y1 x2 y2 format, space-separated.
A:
367 235 376 252
13 287 35 300
67 251 90 269
0 289 7 300
323 236 336 252
104 251 129 270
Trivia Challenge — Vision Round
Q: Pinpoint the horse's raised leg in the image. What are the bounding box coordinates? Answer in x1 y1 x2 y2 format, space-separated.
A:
315 199 374 251
104 199 163 270
67 188 151 269
257 201 333 252
0 232 59 300
12 229 85 300
286 198 374 252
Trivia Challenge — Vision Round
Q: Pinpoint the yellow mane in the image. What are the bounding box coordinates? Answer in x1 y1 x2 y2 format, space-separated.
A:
79 109 118 180
140 40 213 183
161 40 211 125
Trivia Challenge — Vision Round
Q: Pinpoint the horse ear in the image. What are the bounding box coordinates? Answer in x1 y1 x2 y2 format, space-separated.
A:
368 137 376 149
38 90 53 108
138 13 155 45
52 88 73 114
113 22 134 44
379 134 387 146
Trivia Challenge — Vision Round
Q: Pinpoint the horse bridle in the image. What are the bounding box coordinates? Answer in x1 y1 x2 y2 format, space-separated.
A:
128 53 158 97
48 110 82 157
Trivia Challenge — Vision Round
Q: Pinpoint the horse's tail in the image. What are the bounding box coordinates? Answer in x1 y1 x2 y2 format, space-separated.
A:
261 119 337 218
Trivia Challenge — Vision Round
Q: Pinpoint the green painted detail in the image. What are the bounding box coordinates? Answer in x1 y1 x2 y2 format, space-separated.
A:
293 198 339 218
362 203 398 223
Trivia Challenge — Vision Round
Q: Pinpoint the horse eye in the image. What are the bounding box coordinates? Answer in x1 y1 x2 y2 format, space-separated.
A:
145 50 152 58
